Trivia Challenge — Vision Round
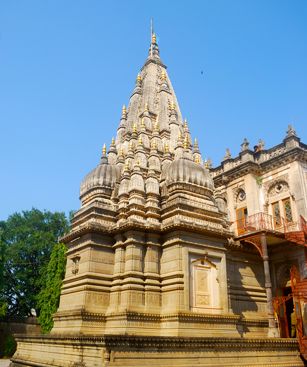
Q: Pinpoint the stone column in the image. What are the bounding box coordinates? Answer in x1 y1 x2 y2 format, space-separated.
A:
144 234 161 312
120 231 145 311
261 233 279 337
107 234 125 313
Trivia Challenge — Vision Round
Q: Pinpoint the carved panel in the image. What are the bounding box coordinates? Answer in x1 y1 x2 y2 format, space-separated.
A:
263 174 289 200
232 185 246 205
191 257 220 311
194 267 210 306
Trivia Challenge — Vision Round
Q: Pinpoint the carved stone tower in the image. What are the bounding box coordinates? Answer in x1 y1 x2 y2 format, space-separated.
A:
52 31 232 336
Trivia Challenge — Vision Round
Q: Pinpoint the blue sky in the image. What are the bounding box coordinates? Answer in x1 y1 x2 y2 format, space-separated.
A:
0 0 306 220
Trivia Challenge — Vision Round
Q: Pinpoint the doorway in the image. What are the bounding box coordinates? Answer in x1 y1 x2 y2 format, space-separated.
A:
275 287 294 338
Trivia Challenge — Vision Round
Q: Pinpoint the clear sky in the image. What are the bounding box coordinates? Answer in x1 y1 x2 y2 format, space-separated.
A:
0 0 306 220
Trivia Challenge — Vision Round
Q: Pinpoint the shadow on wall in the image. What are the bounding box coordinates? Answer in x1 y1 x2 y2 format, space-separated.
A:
227 247 266 336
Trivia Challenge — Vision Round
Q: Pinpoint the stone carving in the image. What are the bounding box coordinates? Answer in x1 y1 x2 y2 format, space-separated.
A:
241 138 250 151
223 148 231 160
264 174 290 200
286 124 297 138
233 185 246 203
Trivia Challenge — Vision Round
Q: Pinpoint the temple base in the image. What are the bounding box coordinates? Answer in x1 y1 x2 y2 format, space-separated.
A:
10 334 304 367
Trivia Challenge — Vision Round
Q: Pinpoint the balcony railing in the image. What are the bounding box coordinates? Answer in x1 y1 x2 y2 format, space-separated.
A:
235 212 299 236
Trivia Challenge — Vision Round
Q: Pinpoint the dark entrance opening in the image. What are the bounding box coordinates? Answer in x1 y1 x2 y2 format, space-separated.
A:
283 286 294 338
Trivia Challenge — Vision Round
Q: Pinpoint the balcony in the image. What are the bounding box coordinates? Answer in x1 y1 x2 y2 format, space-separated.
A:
235 212 299 236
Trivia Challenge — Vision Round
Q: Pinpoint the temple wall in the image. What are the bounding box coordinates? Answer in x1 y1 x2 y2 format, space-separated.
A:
227 251 267 317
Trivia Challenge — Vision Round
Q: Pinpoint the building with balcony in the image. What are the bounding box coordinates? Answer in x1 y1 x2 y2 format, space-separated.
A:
212 129 307 344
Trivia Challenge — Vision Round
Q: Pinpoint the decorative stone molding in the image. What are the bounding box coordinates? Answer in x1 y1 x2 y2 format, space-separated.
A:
232 185 246 204
263 174 289 201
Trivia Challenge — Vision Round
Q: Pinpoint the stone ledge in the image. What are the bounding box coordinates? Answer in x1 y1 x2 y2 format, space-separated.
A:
13 334 299 350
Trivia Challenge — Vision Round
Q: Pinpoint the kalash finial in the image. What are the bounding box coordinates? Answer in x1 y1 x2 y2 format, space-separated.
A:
111 137 115 146
138 136 143 145
164 142 169 154
183 118 188 130
149 19 160 59
183 135 189 149
194 155 201 164
124 160 130 171
140 118 145 129
145 102 149 112
194 138 199 149
161 70 166 81
121 105 127 118
102 144 107 156
137 73 142 83
152 33 156 44
133 123 137 134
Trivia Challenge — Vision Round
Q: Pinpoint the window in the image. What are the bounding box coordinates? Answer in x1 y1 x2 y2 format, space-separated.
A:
272 202 281 228
236 207 248 235
283 198 293 223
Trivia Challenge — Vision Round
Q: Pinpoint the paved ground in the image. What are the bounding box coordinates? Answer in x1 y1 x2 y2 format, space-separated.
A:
0 360 10 367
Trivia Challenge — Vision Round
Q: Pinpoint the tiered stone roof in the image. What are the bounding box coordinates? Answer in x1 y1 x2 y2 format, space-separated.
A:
68 32 230 239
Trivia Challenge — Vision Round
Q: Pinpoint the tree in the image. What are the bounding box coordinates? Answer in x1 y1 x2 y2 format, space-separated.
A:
37 242 67 333
0 221 7 317
1 208 69 317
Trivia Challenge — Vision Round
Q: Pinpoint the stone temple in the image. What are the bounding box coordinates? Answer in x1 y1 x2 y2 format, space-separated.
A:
11 32 307 366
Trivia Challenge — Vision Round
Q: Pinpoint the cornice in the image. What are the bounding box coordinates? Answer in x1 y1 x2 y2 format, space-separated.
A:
13 334 299 351
213 144 307 187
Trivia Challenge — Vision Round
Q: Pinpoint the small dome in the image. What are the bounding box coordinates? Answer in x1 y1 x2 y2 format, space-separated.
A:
164 157 214 190
80 158 121 198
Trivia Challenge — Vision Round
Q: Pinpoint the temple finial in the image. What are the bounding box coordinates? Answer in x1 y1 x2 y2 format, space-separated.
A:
124 160 130 171
194 155 201 164
149 18 159 58
183 135 189 149
151 18 155 43
102 144 107 156
122 105 127 118
164 142 169 154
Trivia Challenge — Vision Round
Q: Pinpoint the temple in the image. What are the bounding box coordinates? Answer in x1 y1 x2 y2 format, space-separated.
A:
11 31 307 367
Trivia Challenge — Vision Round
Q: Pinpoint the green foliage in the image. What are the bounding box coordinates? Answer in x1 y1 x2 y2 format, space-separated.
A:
0 301 7 317
37 242 67 333
0 208 69 318
255 175 263 186
0 222 7 318
3 334 17 357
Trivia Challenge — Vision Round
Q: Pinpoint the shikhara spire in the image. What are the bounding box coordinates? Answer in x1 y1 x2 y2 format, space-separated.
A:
79 28 226 238
114 27 193 161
